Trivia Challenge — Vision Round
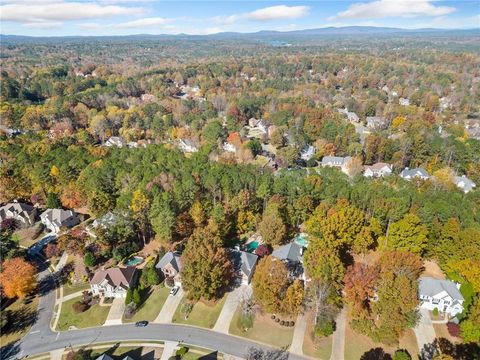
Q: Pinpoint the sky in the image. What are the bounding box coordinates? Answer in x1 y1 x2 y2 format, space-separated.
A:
0 0 479 36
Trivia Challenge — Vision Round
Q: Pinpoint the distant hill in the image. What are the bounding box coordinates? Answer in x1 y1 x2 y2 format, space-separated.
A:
1 26 477 44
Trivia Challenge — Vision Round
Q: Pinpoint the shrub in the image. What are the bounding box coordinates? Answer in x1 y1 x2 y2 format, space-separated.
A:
433 308 439 316
275 318 280 323
176 347 189 357
83 251 95 267
392 350 411 360
314 318 334 337
447 322 461 337
240 313 253 329
132 288 142 306
72 301 88 313
271 315 276 320
124 302 137 319
280 320 285 326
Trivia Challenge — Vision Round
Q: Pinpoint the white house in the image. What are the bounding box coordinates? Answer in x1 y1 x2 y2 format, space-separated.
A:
399 98 410 106
363 162 392 178
0 201 37 228
366 116 389 130
338 108 360 123
222 142 236 153
90 267 137 298
247 118 269 139
453 175 476 193
400 167 430 181
419 277 464 317
105 136 125 148
178 139 198 153
300 145 316 161
321 156 353 175
40 208 80 233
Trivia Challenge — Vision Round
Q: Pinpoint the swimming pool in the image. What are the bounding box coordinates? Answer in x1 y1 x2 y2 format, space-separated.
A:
245 240 259 252
124 256 144 267
295 233 308 247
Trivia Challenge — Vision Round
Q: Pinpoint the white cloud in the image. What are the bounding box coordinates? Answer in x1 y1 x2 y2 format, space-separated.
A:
0 1 144 23
247 5 310 21
331 0 456 20
116 17 172 29
23 21 63 29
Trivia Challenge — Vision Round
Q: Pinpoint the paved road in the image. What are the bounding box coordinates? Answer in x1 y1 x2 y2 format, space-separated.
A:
330 307 346 360
414 308 436 353
213 285 250 333
154 288 185 323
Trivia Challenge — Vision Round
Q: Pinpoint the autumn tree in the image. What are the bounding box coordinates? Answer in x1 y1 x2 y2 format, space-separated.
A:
0 257 37 298
257 208 286 246
181 225 234 300
387 213 428 255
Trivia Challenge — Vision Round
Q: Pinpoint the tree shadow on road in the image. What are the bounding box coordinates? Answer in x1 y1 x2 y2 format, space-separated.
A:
37 262 74 296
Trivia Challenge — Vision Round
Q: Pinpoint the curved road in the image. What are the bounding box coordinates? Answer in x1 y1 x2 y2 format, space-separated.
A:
8 261 307 360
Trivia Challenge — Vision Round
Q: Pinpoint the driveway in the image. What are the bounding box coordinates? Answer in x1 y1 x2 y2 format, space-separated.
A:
103 298 125 326
330 307 346 360
290 313 307 355
414 308 436 353
213 285 251 333
28 235 57 256
154 287 185 323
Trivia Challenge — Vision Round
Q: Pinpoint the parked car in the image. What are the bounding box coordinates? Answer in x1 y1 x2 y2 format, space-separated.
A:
170 286 179 296
135 321 148 327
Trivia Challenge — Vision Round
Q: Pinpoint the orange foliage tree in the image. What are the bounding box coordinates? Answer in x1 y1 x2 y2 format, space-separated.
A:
0 257 37 298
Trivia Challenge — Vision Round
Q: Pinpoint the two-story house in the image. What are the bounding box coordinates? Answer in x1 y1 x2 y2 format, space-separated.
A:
0 201 37 228
40 208 80 233
90 267 137 298
418 277 464 317
231 249 258 285
272 242 305 280
156 251 182 286
363 162 393 178
321 156 353 175
400 167 430 181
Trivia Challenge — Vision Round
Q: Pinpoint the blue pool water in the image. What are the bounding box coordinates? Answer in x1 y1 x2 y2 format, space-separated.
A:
245 241 259 252
295 234 308 246
124 256 144 267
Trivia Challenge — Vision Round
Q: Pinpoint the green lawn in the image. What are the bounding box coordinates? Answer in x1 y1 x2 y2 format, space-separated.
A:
302 314 332 359
124 285 170 323
62 282 90 297
172 295 227 329
229 308 294 349
1 295 39 348
56 296 110 331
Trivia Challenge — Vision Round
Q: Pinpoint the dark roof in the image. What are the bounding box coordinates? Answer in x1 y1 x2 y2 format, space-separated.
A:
231 250 258 278
90 267 136 288
272 242 303 262
156 251 182 272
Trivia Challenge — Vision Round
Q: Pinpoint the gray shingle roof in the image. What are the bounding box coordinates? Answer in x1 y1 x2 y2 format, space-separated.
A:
321 156 351 167
272 242 302 262
231 250 258 278
418 277 464 301
156 251 182 272
400 167 429 179
96 354 114 360
453 175 476 193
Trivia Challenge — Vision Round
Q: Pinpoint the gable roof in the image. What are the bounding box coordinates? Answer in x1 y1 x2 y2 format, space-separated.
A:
400 167 429 179
453 175 476 193
321 156 351 166
419 277 464 301
156 251 182 273
364 162 392 172
96 355 114 360
90 267 136 288
0 202 36 221
272 242 303 262
231 250 258 278
40 208 77 227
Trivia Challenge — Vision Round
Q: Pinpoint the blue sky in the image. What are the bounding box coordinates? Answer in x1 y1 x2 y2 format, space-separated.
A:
1 1 479 36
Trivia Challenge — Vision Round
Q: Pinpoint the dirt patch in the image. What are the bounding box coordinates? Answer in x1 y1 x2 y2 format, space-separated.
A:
433 323 461 344
422 260 446 279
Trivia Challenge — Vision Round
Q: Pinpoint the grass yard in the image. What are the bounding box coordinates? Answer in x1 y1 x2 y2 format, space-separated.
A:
302 313 332 359
0 295 39 348
229 308 294 349
344 318 418 360
56 296 110 331
62 282 90 297
15 224 44 248
124 285 170 323
172 295 227 329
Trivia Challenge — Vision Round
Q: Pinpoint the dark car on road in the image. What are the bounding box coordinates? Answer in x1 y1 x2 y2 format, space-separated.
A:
135 321 148 327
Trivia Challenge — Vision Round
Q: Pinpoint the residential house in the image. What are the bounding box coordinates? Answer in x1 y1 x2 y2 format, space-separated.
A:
0 201 37 228
453 175 476 193
90 267 137 298
231 249 258 285
338 108 359 123
363 162 392 178
105 136 125 148
399 98 410 106
300 145 316 161
366 116 389 130
272 242 305 279
156 251 182 286
321 156 353 175
222 142 236 153
178 139 198 153
418 277 464 317
40 208 80 233
90 212 119 230
247 118 269 139
400 167 430 181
